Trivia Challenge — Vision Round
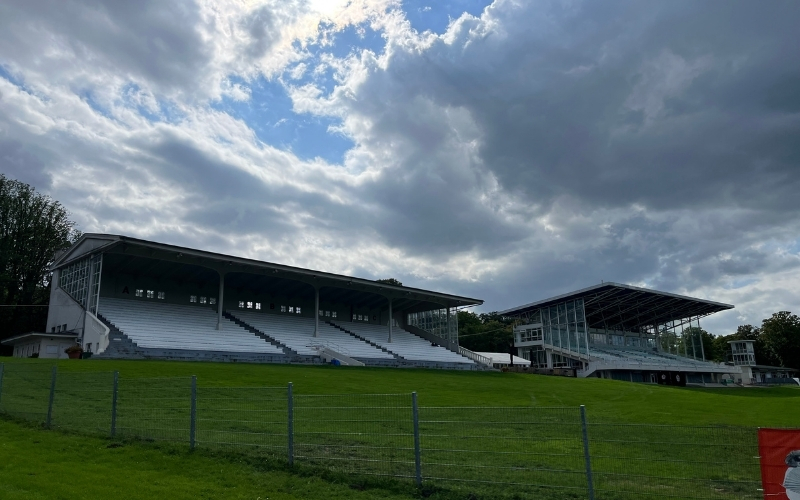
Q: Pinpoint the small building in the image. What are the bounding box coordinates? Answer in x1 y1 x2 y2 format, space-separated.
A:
1 332 79 359
726 339 797 385
474 352 531 369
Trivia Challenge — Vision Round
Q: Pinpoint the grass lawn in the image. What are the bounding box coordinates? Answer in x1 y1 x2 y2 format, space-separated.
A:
2 356 798 426
1 357 794 499
0 418 419 500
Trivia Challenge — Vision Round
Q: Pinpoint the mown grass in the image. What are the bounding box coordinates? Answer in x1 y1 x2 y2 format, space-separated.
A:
0 357 794 499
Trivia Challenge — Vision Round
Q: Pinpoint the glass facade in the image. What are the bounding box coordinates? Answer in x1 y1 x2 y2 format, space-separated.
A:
541 298 588 355
59 255 102 314
407 308 458 344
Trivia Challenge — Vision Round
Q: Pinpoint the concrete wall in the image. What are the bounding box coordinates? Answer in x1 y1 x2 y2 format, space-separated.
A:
46 270 87 337
12 337 75 359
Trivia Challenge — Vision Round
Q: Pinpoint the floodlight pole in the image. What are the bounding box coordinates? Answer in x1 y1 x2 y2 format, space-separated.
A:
216 272 225 331
697 317 706 362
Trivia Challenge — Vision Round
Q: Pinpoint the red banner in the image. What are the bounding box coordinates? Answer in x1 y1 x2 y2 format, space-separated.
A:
759 428 800 499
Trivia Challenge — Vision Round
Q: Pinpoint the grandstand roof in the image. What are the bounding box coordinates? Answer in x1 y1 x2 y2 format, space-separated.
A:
499 282 733 331
53 234 483 313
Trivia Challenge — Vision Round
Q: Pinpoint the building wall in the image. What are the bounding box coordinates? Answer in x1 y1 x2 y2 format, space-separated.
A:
12 338 75 359
46 270 87 337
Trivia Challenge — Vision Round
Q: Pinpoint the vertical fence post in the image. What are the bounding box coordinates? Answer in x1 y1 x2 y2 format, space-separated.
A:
0 362 5 405
110 371 119 438
580 405 595 500
412 391 422 486
190 375 197 450
46 365 57 428
287 382 294 466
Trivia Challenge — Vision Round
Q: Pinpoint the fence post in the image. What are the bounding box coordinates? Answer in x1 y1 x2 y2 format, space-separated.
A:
412 391 422 486
190 375 197 450
46 365 57 428
110 371 119 438
0 362 5 405
288 382 294 466
580 405 595 500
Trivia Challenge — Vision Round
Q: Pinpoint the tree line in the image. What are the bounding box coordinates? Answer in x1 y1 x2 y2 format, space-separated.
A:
457 310 800 369
1 175 79 351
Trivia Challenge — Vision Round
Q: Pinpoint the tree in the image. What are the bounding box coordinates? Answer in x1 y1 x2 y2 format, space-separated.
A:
760 311 800 369
375 278 403 286
0 175 79 345
457 311 515 353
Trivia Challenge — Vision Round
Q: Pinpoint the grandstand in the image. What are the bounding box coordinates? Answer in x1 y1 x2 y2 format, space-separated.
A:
501 283 740 383
38 234 483 369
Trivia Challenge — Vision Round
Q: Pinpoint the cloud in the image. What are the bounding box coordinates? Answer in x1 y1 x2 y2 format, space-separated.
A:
1 0 799 334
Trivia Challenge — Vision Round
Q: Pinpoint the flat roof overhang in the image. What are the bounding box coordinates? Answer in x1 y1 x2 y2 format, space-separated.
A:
1 332 79 345
499 282 733 332
53 234 483 313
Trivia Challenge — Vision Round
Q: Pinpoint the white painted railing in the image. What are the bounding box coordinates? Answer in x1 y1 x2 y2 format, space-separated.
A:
457 347 493 367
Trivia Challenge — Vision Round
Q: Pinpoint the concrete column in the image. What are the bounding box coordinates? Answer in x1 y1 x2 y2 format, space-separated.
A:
216 272 225 330
314 287 319 338
388 297 393 343
446 306 451 340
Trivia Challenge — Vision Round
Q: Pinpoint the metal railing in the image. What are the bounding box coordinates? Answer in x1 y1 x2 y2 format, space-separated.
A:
0 362 764 499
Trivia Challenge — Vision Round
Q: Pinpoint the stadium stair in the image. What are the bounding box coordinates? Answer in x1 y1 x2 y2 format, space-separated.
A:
325 321 409 364
95 313 146 359
223 311 297 355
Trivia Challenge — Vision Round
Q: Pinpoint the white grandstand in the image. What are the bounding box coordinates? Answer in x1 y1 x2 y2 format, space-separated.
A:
502 283 740 384
39 234 484 369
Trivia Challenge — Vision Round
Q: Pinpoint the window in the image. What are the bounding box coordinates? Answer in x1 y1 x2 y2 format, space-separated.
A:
324 310 330 317
46 345 58 355
352 314 357 321
289 306 294 313
63 324 67 331
239 301 245 308
319 310 324 316
200 296 207 304
190 295 197 303
146 290 154 299
135 289 144 297
358 315 363 321
281 305 286 313
157 291 165 300
56 325 62 332
332 311 337 318
247 301 253 309
85 343 93 353
255 303 261 310
210 298 216 305
51 327 56 333
296 307 301 314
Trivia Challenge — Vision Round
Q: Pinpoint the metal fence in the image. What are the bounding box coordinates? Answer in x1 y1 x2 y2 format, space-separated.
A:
0 362 763 499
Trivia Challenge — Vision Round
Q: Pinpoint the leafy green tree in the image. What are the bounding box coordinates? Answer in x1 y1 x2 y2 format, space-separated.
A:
0 175 79 345
457 311 515 353
375 278 403 286
760 311 800 369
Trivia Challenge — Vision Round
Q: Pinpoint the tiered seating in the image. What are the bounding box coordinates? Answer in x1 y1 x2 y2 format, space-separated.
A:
339 322 473 365
231 311 393 360
100 298 284 354
590 345 711 367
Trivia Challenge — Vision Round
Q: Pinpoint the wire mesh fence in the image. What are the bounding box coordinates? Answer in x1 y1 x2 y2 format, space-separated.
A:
293 393 416 479
115 376 193 442
196 386 287 457
420 406 589 499
0 362 768 499
588 423 762 500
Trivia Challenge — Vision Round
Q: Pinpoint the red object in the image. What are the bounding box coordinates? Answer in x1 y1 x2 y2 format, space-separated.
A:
758 428 800 499
67 351 82 359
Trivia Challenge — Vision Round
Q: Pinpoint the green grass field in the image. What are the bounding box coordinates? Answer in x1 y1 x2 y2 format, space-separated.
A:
1 357 796 499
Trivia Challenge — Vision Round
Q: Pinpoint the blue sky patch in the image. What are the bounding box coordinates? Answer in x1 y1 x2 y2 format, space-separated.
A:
213 76 354 164
402 0 492 34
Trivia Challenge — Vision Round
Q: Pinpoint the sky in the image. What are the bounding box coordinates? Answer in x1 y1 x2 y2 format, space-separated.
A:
1 0 799 335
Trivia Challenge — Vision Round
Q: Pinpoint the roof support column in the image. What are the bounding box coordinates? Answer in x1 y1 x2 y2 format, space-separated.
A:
697 317 706 361
216 272 226 331
388 297 393 343
446 306 451 341
314 287 319 338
